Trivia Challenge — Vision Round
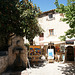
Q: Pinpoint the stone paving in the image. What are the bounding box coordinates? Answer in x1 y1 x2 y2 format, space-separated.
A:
27 62 65 75
27 62 75 75
2 61 75 75
2 70 29 75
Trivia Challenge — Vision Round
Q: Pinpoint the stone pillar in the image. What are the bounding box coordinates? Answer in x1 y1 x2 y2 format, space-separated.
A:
8 35 28 68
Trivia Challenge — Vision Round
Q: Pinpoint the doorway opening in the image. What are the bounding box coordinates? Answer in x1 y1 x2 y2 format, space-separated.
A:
66 46 74 61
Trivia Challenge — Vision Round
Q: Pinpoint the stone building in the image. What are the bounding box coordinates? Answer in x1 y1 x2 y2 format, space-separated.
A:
33 9 75 61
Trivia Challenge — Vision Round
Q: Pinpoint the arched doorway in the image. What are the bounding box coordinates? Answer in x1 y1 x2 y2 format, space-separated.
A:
66 46 74 61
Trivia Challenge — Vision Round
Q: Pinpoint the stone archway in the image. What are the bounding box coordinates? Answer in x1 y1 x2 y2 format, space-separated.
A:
66 46 74 61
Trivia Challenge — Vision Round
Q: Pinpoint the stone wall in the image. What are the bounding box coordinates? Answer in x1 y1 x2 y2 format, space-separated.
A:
0 56 8 73
0 35 27 73
8 36 27 66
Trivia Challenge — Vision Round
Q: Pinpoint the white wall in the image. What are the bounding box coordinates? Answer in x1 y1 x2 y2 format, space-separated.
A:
33 13 70 45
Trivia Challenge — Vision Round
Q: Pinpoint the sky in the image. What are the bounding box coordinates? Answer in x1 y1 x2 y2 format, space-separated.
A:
32 0 67 12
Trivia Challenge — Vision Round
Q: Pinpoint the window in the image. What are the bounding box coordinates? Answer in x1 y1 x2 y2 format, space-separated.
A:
39 33 44 41
49 29 54 36
49 14 53 18
39 33 44 37
46 14 55 21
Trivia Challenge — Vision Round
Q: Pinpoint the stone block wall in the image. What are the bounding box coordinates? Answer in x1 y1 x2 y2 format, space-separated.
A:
20 50 28 67
0 56 8 73
8 46 16 65
0 35 27 73
8 35 28 68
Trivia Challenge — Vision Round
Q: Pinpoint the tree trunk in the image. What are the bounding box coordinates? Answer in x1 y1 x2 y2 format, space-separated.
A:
29 39 33 45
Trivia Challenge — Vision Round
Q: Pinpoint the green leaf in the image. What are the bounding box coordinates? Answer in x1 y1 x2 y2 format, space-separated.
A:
54 0 75 38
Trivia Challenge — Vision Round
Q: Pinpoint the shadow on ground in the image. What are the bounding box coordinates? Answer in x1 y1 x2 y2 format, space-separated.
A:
2 61 46 75
2 72 21 75
30 60 46 68
58 62 75 75
1 65 26 75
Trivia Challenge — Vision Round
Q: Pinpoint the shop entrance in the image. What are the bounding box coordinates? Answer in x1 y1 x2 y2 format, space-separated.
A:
66 46 74 61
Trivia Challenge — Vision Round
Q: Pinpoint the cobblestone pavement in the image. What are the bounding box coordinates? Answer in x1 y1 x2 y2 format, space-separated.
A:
27 62 75 75
2 61 75 75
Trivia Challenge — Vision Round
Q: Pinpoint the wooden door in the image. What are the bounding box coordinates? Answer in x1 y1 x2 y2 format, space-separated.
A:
67 46 74 61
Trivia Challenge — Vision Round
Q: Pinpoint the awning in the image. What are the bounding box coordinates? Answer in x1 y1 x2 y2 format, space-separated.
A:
54 41 65 44
66 38 75 42
65 45 75 47
39 38 65 45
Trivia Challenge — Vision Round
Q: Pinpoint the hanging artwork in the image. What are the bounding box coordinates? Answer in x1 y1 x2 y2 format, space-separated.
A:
55 46 60 52
48 49 54 59
60 44 65 53
29 45 42 56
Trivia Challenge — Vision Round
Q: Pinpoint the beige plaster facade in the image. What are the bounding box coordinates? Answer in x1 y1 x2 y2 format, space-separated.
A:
33 9 70 45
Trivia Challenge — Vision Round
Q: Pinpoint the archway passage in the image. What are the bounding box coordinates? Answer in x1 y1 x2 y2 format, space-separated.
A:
66 46 74 61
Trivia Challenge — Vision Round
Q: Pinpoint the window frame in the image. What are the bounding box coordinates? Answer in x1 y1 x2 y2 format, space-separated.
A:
39 33 44 37
49 29 54 36
48 14 53 18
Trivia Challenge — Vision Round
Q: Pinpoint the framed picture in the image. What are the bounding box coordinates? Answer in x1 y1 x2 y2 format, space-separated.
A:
29 45 42 57
48 49 54 59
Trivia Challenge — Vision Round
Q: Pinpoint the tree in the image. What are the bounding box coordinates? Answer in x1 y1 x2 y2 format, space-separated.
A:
17 0 43 45
0 0 43 50
0 0 23 50
54 0 75 40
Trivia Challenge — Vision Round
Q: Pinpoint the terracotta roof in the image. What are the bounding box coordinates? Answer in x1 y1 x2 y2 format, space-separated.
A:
43 9 55 14
38 9 55 17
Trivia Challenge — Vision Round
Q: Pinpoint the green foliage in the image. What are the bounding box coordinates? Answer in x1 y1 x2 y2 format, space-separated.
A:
55 0 75 40
0 0 43 49
0 0 22 50
17 0 43 44
24 43 30 50
54 0 60 8
0 0 24 37
59 36 66 41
